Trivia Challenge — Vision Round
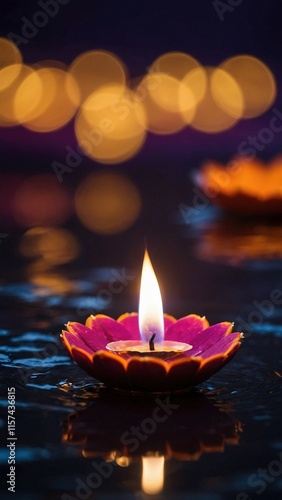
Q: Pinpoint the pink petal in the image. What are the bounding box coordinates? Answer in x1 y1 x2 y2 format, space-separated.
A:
164 315 177 331
165 314 209 343
62 330 94 355
117 313 141 340
67 321 107 351
117 313 176 339
199 332 242 359
193 340 241 385
67 315 129 351
185 322 233 356
86 315 134 341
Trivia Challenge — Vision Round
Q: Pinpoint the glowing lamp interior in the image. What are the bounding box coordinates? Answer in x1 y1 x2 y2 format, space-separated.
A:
138 250 164 344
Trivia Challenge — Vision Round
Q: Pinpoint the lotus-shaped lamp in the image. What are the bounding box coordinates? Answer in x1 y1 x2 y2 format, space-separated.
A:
198 156 282 216
61 250 243 393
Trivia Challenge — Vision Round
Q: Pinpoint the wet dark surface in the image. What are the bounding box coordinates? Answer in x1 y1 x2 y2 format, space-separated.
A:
0 206 282 500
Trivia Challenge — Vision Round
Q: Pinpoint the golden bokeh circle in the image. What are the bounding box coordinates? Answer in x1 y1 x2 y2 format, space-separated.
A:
136 74 187 135
179 66 207 124
0 64 36 126
220 55 277 118
189 67 241 133
151 51 201 80
19 67 80 132
69 50 127 103
0 38 22 91
210 68 244 119
75 84 147 164
75 172 142 234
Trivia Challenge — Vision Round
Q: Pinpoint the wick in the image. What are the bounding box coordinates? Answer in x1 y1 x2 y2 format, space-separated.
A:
149 333 156 351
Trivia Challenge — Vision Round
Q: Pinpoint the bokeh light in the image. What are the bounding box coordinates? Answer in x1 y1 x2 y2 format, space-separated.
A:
69 50 127 103
19 227 80 265
16 67 80 132
0 64 36 127
0 38 22 91
141 52 203 132
136 74 187 135
0 37 278 154
28 268 78 294
75 172 142 234
220 55 276 118
179 66 207 124
75 84 147 164
13 70 43 124
12 174 72 227
151 51 200 80
189 67 242 133
135 52 202 135
210 68 244 119
19 226 81 295
34 59 67 70
148 73 183 113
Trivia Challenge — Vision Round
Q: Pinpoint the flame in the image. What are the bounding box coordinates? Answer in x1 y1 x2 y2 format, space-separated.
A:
138 250 164 344
141 456 165 495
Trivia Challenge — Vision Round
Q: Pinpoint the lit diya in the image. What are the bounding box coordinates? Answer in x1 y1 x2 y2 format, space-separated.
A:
61 250 243 393
198 156 282 216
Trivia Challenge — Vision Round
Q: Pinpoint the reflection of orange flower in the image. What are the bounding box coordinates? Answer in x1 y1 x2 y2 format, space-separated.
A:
61 313 242 393
62 390 242 461
197 220 282 266
199 157 282 215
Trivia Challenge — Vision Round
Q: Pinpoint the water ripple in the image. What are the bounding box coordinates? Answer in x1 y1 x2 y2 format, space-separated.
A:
0 345 43 353
0 283 38 301
250 322 282 337
204 362 282 415
3 355 70 369
11 332 59 343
